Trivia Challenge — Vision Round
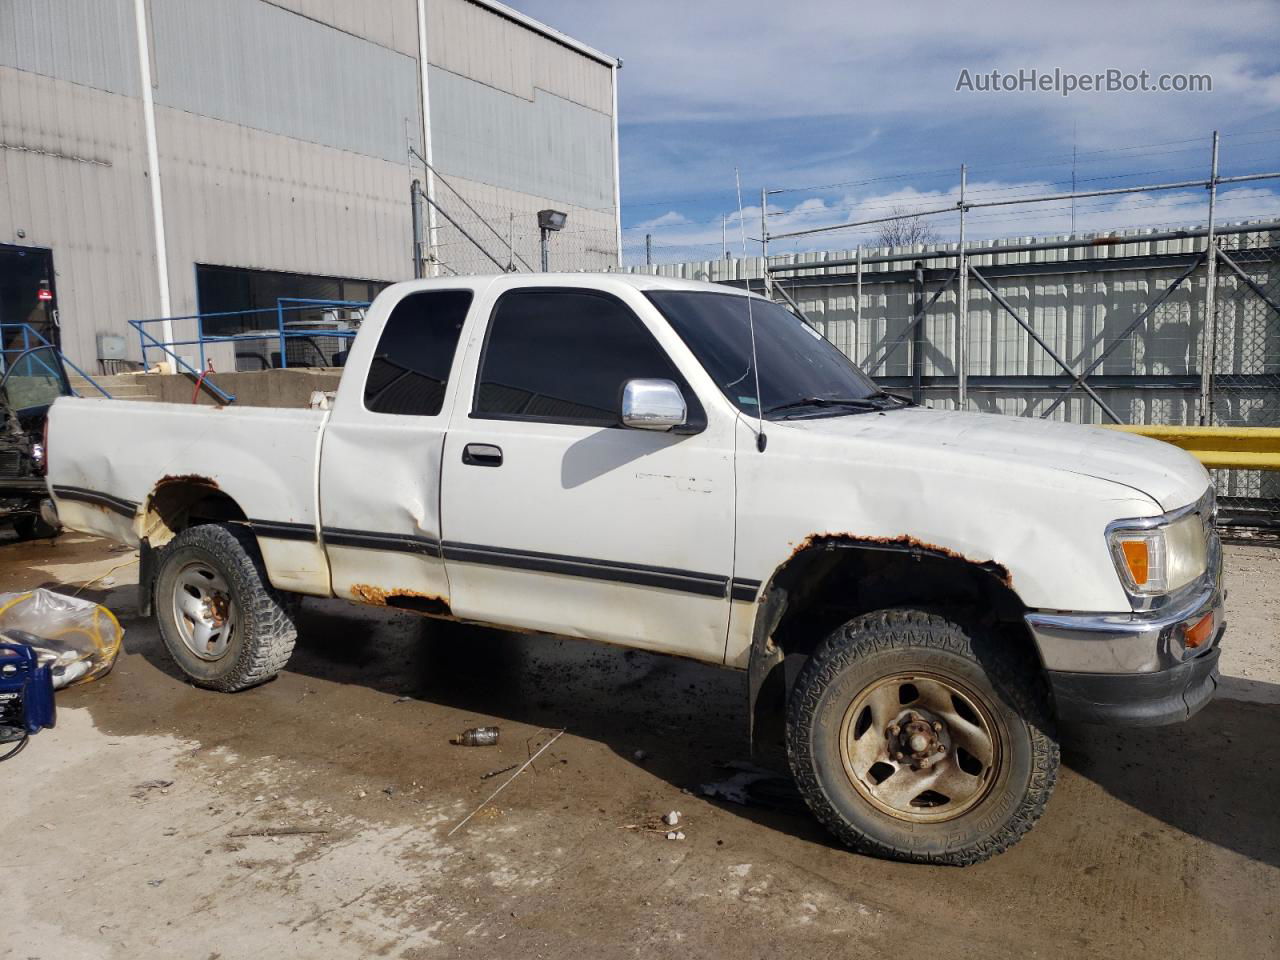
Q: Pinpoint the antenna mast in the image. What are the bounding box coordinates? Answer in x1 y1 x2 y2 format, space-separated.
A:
736 168 767 452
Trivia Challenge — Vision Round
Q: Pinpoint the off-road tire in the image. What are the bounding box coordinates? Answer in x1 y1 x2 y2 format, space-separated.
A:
786 608 1058 866
154 523 297 692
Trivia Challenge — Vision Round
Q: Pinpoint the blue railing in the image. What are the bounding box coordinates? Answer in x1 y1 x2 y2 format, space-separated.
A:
0 323 112 399
128 298 369 406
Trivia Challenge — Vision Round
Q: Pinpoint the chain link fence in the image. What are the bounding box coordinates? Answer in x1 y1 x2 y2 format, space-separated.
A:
1210 228 1280 522
629 222 1280 529
417 176 619 277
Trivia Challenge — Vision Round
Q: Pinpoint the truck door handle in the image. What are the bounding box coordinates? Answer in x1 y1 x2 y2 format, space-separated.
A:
462 443 503 467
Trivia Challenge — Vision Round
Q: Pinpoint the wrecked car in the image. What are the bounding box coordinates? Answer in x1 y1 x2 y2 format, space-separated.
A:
1 345 67 540
45 274 1224 865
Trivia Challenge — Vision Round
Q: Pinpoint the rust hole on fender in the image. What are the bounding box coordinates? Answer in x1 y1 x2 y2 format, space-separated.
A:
788 532 1012 589
350 584 452 617
158 473 220 489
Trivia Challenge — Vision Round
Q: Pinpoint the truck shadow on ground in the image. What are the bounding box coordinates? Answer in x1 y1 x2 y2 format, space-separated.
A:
106 594 1280 870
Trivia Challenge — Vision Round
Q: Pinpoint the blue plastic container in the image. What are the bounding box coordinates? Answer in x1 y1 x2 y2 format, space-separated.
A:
0 641 56 740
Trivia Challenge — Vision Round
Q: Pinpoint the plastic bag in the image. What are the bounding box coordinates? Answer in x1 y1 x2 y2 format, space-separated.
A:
0 588 123 689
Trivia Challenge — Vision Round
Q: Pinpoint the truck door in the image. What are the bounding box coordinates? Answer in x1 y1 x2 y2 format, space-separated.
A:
438 284 737 663
318 285 481 610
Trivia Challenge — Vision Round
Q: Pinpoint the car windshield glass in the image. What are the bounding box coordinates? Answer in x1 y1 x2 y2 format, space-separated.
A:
1 347 69 412
645 290 881 418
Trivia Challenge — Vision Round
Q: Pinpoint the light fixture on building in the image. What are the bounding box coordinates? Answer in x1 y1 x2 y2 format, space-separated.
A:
538 209 567 271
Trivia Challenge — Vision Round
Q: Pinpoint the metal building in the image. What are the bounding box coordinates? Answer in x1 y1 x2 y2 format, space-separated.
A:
0 0 620 371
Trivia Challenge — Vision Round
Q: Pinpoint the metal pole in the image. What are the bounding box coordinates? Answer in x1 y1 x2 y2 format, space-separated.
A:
508 213 516 273
911 261 926 404
722 215 728 261
540 228 550 272
410 179 425 279
645 233 653 267
761 187 772 298
415 0 440 275
1199 131 1220 426
957 164 968 410
277 300 287 370
854 246 862 360
132 0 173 350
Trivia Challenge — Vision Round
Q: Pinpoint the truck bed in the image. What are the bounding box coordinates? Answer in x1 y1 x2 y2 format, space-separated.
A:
47 397 332 594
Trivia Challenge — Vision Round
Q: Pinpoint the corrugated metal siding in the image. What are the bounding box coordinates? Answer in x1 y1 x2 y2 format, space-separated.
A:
0 0 139 96
261 0 421 57
628 229 1272 428
429 66 613 210
0 0 619 368
155 107 415 316
428 0 613 115
150 0 422 165
0 67 158 366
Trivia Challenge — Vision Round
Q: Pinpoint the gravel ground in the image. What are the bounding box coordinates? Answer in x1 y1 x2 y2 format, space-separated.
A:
1 532 1276 960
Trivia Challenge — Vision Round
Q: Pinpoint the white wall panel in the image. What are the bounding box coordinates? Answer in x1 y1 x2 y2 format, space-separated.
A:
0 0 139 96
429 66 613 210
0 68 159 367
151 0 422 165
154 107 414 316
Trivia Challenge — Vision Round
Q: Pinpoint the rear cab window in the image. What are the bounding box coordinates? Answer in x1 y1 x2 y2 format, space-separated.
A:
363 290 473 416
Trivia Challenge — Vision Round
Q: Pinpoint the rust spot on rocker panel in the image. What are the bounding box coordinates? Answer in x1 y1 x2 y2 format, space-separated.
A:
789 532 1013 588
350 584 453 617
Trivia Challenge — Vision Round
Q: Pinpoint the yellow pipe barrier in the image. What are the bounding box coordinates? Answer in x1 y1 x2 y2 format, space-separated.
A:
1100 424 1280 470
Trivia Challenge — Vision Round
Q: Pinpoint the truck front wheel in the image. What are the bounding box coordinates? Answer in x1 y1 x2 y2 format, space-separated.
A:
786 608 1058 865
154 523 298 692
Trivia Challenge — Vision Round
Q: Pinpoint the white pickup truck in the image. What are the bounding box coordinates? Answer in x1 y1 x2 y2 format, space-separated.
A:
47 274 1224 865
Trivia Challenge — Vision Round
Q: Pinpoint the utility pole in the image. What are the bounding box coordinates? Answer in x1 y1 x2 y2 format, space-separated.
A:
957 164 968 409
1199 130 1220 425
760 188 772 297
722 214 728 261
645 233 653 267
410 180 425 278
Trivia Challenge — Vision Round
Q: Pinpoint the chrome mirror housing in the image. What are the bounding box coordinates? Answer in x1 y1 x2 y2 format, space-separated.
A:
621 378 687 431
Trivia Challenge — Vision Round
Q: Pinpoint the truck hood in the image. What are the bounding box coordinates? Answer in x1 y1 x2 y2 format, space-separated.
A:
782 406 1209 511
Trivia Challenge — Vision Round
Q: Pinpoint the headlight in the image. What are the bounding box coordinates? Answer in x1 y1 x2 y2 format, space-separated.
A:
1108 509 1208 596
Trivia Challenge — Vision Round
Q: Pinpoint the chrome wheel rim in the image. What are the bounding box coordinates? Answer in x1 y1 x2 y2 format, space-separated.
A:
838 672 1004 823
172 560 238 661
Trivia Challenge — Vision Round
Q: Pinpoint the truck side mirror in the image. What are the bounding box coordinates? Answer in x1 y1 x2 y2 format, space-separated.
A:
621 379 687 431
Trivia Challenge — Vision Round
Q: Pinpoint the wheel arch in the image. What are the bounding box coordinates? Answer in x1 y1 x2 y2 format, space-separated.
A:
746 535 1043 753
136 476 253 616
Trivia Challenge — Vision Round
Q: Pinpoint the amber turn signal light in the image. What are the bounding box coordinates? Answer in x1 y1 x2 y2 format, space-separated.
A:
1184 611 1214 649
1120 540 1149 586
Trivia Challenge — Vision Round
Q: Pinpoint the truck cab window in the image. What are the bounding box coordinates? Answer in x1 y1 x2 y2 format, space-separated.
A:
363 290 473 416
474 289 691 426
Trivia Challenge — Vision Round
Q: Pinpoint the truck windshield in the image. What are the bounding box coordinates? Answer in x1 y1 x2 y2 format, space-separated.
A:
645 290 883 418
1 346 71 413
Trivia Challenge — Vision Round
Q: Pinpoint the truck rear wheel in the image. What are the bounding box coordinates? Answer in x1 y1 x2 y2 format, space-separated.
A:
786 608 1058 865
154 523 297 692
13 514 58 541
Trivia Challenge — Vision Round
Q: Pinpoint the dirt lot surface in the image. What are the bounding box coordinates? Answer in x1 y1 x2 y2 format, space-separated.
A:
2 532 1277 959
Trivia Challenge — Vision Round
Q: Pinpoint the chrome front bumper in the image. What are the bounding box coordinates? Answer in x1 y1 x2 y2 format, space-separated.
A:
1025 570 1225 726
1025 577 1224 675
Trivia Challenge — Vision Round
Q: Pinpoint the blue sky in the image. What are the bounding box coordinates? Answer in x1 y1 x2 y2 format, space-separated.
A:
515 0 1280 264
